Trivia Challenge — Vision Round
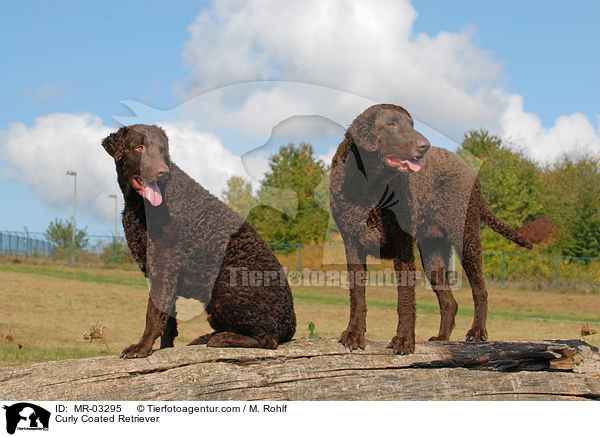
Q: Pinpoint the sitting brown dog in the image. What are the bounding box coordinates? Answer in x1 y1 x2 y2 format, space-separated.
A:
329 104 532 354
102 124 296 358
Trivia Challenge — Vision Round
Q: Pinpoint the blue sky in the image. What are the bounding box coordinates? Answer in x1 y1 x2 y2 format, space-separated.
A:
1 1 598 235
0 1 203 128
412 0 600 125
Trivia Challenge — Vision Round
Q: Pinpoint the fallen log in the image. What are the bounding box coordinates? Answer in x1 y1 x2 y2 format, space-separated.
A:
0 339 598 401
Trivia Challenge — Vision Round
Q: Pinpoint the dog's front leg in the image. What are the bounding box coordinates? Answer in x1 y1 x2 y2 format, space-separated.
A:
339 244 368 351
389 243 416 355
121 296 173 358
160 310 178 349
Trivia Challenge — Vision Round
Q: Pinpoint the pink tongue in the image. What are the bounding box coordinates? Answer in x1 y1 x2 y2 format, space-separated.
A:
388 156 421 172
405 160 421 172
142 180 162 206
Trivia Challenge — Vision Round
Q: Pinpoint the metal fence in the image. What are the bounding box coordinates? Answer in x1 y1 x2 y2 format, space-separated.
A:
483 252 600 285
0 230 58 257
2 230 598 285
86 234 126 253
266 243 599 285
267 242 336 272
0 231 125 260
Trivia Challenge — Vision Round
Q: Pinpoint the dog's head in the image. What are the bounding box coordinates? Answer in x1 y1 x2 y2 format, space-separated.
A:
347 104 430 175
102 124 171 206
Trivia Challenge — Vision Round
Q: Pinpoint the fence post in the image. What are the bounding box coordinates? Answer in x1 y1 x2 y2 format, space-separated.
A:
555 256 559 282
450 248 456 282
24 227 29 258
501 253 505 286
297 244 302 272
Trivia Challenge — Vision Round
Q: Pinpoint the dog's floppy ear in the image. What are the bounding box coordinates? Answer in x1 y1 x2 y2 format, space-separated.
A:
347 110 378 152
102 126 128 161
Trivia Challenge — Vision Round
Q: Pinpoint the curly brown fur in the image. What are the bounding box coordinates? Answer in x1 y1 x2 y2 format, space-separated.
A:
102 124 295 358
330 104 532 354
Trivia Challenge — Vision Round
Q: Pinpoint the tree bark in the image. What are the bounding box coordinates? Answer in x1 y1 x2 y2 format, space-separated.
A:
1 339 598 401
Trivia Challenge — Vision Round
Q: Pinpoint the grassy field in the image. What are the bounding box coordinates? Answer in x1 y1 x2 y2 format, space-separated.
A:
1 259 598 366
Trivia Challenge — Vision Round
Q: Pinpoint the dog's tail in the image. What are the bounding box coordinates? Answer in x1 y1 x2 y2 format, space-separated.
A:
481 203 533 249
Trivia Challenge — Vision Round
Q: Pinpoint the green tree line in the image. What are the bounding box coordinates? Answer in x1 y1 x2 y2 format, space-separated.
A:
459 130 599 259
45 218 132 263
225 135 599 259
224 143 330 252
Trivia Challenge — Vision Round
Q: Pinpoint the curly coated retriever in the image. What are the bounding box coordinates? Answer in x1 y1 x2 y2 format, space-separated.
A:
102 124 296 358
330 104 532 354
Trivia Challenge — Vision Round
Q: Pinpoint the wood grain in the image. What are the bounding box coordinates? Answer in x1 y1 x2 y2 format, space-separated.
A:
1 339 598 401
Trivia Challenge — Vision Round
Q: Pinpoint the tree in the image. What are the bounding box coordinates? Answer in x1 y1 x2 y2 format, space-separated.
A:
543 156 600 258
100 238 134 264
457 130 545 251
248 143 329 249
45 218 89 253
458 129 544 226
221 176 257 218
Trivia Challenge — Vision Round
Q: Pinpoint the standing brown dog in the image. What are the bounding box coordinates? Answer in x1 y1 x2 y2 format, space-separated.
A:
329 104 532 354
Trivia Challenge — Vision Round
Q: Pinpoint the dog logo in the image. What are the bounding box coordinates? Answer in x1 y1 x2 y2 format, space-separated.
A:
3 403 50 435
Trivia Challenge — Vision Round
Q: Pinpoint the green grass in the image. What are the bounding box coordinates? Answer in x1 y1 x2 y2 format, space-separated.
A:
4 263 595 325
0 345 112 364
1 260 598 366
0 263 147 287
293 289 600 324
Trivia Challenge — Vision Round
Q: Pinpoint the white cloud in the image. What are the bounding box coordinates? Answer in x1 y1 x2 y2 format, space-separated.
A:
180 0 599 163
180 0 502 139
0 113 117 219
158 121 246 196
0 114 248 221
500 94 600 162
116 83 377 163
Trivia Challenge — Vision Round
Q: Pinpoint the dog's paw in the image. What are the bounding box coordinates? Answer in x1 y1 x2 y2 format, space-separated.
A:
339 329 365 352
387 335 415 355
465 328 488 342
120 343 152 359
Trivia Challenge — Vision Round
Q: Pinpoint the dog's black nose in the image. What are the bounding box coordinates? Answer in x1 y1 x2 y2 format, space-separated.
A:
416 140 430 152
157 167 170 178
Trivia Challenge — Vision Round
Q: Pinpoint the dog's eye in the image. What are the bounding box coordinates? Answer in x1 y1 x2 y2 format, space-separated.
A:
135 145 144 152
387 121 398 128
